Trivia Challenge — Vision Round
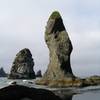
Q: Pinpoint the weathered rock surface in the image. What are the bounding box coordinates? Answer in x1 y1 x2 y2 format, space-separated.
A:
0 85 62 100
36 11 74 86
8 48 35 79
45 11 74 77
0 67 7 77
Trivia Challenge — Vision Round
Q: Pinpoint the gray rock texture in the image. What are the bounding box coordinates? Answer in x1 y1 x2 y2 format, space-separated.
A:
8 48 35 79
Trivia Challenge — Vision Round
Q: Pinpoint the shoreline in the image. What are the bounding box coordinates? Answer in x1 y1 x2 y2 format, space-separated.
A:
0 77 100 100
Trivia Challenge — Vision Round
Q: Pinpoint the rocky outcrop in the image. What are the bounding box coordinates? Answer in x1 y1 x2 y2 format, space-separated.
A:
36 70 42 77
83 75 100 86
36 11 74 86
0 67 7 77
36 76 100 88
8 48 35 79
0 85 62 100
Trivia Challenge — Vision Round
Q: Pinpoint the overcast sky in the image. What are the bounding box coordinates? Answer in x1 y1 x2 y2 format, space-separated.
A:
0 0 100 77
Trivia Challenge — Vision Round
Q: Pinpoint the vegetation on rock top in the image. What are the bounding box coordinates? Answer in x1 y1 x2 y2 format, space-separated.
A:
49 11 61 19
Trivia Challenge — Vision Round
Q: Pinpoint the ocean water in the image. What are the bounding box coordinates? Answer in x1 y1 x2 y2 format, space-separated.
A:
0 78 100 100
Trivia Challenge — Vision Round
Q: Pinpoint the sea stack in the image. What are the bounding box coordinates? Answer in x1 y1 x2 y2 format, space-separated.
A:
36 11 75 86
8 48 35 79
44 11 74 78
36 70 42 78
0 67 7 77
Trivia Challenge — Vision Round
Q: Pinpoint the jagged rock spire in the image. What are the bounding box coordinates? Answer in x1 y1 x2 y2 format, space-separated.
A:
41 11 74 82
8 48 35 79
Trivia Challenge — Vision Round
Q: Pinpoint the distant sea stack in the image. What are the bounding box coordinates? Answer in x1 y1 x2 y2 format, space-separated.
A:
36 70 42 78
8 48 35 79
36 11 75 86
0 67 7 77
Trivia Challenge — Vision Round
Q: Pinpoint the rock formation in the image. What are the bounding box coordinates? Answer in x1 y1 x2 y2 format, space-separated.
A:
8 48 35 79
36 70 42 77
45 11 74 78
36 11 74 86
0 85 62 100
36 11 100 87
0 67 7 77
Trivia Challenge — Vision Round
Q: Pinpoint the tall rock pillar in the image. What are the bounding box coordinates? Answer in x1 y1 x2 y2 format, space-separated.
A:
43 11 74 80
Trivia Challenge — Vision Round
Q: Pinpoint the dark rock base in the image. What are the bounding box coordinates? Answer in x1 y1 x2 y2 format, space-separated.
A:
0 85 61 100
